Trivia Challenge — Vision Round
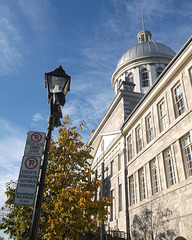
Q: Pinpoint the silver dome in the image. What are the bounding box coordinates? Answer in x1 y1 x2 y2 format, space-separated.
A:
117 41 176 68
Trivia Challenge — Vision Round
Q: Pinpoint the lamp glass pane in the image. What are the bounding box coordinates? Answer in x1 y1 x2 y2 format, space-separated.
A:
49 76 67 93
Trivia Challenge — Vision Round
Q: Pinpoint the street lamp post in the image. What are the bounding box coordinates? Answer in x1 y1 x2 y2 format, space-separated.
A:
29 65 71 240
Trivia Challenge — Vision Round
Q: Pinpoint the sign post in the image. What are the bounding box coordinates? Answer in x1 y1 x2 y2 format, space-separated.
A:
14 131 46 206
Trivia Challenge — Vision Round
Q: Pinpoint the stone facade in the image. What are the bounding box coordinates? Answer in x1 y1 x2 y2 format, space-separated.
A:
88 32 192 239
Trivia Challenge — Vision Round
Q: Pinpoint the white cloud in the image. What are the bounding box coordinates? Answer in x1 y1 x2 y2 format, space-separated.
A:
32 113 44 122
17 0 51 30
0 6 23 75
0 0 51 76
0 119 26 208
61 88 113 143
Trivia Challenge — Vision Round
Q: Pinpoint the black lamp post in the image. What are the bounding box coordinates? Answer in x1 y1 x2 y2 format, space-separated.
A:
29 66 70 240
45 65 71 127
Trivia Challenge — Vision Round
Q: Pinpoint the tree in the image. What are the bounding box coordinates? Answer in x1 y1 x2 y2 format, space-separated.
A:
0 116 111 239
0 181 33 239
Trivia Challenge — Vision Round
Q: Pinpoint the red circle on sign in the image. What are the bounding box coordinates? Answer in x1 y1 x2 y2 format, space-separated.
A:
31 132 42 142
25 157 38 169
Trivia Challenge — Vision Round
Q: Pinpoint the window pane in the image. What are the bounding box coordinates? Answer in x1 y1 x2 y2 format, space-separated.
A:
111 161 114 177
150 159 159 195
118 154 121 171
139 167 146 201
181 134 192 178
119 184 122 211
129 175 135 206
128 73 134 83
146 114 154 143
127 135 133 161
141 68 149 87
110 190 114 221
163 147 176 187
173 83 185 117
136 125 142 153
158 99 168 132
157 67 163 77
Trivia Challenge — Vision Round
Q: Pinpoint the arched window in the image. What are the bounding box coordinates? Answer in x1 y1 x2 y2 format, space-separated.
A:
126 73 134 83
127 73 134 83
141 68 149 87
157 67 164 77
175 237 186 240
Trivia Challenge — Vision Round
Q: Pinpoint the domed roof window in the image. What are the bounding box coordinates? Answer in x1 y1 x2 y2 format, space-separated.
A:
126 73 134 83
141 68 149 87
157 67 164 77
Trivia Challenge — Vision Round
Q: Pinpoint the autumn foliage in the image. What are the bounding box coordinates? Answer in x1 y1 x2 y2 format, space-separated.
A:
0 116 111 239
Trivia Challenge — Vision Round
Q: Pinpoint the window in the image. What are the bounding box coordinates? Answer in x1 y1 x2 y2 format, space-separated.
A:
94 169 98 200
129 175 135 206
104 178 108 197
146 113 154 143
157 67 163 77
172 82 185 117
163 147 177 187
136 125 142 153
110 190 114 221
126 73 134 83
118 154 121 171
110 160 114 177
181 133 192 178
189 67 192 82
158 99 168 132
150 159 159 195
119 184 122 212
127 135 133 161
139 167 146 201
141 68 149 87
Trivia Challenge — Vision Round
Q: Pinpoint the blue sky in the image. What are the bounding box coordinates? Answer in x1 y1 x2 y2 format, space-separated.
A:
0 0 192 238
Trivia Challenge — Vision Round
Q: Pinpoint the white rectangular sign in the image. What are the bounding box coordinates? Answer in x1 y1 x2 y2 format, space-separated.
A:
14 193 35 206
16 156 41 195
24 131 46 157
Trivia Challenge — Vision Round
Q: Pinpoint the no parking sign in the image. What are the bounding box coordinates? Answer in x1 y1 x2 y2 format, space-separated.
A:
14 131 46 206
24 131 46 157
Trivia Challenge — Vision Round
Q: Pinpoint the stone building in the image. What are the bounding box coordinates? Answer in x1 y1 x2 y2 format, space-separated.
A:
88 30 192 239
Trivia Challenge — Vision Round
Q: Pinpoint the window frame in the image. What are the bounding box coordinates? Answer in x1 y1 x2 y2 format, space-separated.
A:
180 133 192 179
118 154 121 171
156 67 164 77
158 98 168 132
126 72 134 83
141 68 149 87
129 175 136 206
110 160 114 177
139 167 146 201
110 189 114 221
119 184 122 212
188 66 192 84
163 147 177 187
150 158 160 195
172 82 185 118
145 113 154 143
136 125 142 153
127 134 133 161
